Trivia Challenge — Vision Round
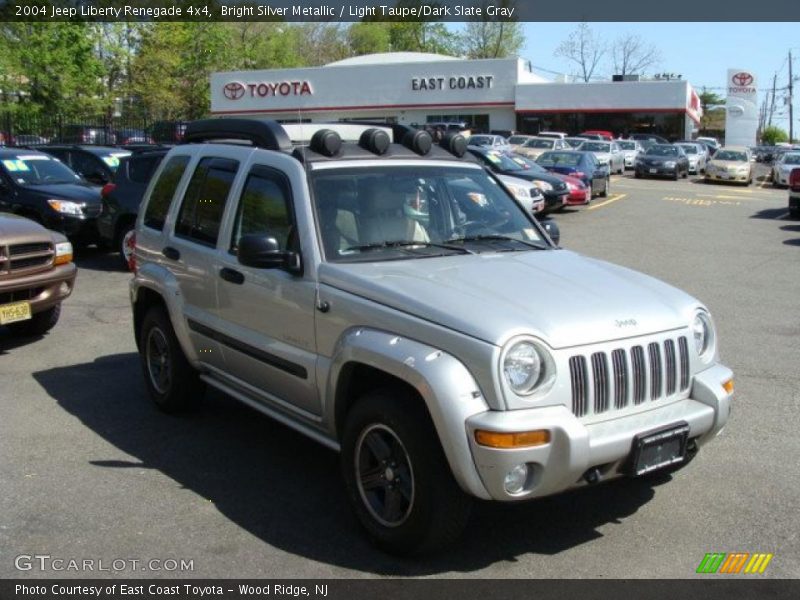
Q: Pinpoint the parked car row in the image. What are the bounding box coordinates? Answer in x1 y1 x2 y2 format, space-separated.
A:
0 121 189 148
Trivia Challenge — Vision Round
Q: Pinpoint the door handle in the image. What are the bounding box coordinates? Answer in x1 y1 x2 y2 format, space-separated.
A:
219 267 245 285
162 246 180 261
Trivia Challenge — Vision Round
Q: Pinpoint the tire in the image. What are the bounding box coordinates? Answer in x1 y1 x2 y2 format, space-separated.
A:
115 223 136 271
7 304 61 337
599 177 609 198
634 170 641 179
682 168 688 179
341 390 472 556
672 168 679 181
139 306 204 413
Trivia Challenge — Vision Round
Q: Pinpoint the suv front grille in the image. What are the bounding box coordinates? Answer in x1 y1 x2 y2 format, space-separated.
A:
569 335 690 419
0 242 54 276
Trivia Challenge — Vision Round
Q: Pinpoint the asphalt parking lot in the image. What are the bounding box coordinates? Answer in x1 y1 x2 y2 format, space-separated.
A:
1 166 798 579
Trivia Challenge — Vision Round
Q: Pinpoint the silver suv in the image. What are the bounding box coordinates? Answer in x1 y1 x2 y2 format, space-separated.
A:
130 119 733 555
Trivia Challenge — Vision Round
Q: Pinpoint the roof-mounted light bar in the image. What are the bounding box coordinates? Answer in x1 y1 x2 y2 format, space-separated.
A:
358 128 391 155
309 129 342 157
440 132 468 158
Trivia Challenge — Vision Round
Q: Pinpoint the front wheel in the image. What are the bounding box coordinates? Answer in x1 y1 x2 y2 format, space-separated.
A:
599 177 609 198
341 390 472 555
139 306 204 413
116 224 136 271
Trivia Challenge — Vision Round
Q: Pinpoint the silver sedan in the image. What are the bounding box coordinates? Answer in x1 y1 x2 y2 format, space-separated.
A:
676 143 708 174
577 140 625 175
770 151 800 187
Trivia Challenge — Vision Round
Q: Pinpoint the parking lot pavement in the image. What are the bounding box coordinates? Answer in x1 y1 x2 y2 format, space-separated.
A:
1 171 798 578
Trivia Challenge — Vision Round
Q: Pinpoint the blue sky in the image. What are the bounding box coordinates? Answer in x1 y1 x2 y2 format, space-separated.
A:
518 22 799 130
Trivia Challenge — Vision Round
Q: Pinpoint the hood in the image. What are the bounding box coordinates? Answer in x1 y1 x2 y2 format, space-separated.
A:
24 183 102 205
501 168 567 190
0 212 60 245
592 152 611 163
553 173 585 188
319 250 698 349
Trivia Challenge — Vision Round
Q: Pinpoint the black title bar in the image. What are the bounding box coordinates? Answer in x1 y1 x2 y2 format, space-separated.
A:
1 0 800 21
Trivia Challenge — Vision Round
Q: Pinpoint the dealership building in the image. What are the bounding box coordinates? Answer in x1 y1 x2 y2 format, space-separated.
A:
210 53 702 140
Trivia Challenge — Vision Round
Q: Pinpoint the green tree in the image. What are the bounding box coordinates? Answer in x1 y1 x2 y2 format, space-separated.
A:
131 23 233 119
761 125 789 145
226 22 304 70
0 23 104 115
699 88 725 131
347 22 392 56
461 21 524 59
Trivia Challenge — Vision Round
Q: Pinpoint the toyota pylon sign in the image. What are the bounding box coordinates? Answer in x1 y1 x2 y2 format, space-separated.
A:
725 68 758 147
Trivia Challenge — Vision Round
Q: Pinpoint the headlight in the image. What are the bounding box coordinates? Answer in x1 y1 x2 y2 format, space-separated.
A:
54 241 73 265
531 180 553 192
500 338 556 397
692 311 716 362
505 183 529 198
47 199 83 216
664 161 676 168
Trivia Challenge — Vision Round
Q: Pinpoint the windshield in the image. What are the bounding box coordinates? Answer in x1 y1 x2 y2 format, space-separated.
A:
781 153 800 165
618 141 637 150
468 136 493 146
677 144 698 154
714 150 747 161
536 152 581 167
580 142 610 152
476 150 524 172
564 138 584 148
508 136 529 145
646 145 678 156
310 165 547 262
0 154 82 185
524 139 555 149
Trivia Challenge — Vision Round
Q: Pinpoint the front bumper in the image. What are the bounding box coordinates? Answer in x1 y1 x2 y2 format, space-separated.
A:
773 171 791 186
636 165 678 178
464 363 732 501
789 192 800 212
43 213 100 242
705 171 749 183
0 263 77 315
541 191 567 213
624 155 637 168
565 189 588 205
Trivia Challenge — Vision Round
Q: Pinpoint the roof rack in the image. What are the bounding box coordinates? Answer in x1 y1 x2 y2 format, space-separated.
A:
181 118 292 152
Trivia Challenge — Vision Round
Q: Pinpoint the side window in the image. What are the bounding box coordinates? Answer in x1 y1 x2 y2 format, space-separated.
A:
143 155 190 231
230 166 294 253
175 157 239 247
128 155 164 183
72 153 100 177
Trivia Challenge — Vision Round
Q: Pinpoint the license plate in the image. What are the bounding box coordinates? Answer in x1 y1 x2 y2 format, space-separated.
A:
649 168 657 174
630 422 689 476
0 300 32 325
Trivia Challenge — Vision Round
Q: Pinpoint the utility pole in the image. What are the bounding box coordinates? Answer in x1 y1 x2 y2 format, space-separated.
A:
768 72 777 127
789 50 794 142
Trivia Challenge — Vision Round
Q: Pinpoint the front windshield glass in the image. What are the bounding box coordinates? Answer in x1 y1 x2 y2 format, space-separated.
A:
468 136 492 146
781 153 800 165
678 144 698 154
580 142 611 152
311 165 547 262
524 139 555 149
0 154 82 185
564 138 584 148
618 141 637 150
536 152 581 167
646 145 678 156
508 136 529 145
714 150 747 161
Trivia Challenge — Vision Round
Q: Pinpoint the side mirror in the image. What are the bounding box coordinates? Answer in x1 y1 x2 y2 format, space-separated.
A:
542 220 561 246
237 234 301 272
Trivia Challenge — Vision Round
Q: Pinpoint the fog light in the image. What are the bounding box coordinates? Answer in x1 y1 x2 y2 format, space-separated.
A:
503 464 529 495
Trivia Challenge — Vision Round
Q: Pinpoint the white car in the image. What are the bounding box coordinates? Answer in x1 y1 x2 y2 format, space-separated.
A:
497 174 546 215
676 143 708 174
507 134 535 151
515 137 571 159
577 140 625 175
617 140 644 169
537 131 568 140
466 134 511 154
771 152 800 187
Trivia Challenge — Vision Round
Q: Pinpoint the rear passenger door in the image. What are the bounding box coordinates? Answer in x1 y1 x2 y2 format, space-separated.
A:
162 153 244 373
214 158 320 417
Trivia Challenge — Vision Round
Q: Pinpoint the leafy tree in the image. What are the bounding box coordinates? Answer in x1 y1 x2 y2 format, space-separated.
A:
0 23 104 115
554 22 606 82
294 23 350 66
226 22 304 70
347 22 392 56
761 125 789 145
611 34 661 76
388 22 462 55
461 20 524 59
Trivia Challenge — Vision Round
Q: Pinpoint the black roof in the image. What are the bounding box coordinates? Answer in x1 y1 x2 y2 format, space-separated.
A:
28 144 131 156
0 148 51 159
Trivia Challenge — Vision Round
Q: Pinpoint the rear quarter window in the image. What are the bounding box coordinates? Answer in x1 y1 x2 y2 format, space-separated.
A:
129 154 166 184
142 155 190 231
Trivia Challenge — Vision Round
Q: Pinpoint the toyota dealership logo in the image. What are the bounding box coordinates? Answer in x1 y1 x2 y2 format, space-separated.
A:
223 81 246 100
731 72 753 87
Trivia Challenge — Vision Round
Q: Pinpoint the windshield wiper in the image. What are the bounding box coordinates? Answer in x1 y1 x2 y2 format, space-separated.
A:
345 240 474 254
447 235 548 250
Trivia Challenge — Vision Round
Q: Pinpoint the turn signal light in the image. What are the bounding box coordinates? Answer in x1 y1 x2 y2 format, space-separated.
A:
722 379 734 394
475 429 551 449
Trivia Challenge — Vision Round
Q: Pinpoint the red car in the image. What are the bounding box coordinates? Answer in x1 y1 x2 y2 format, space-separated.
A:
580 130 614 141
553 173 589 204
